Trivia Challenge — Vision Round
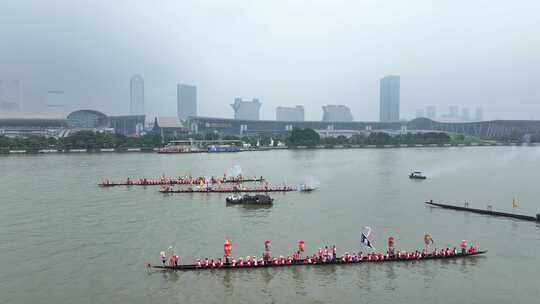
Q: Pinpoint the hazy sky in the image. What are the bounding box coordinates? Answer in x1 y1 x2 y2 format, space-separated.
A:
1 0 539 120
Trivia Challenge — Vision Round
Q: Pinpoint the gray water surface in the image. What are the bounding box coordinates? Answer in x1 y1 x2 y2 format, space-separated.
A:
1 147 539 304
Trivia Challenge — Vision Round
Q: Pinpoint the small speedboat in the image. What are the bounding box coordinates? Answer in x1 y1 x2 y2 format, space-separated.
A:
225 194 274 205
409 171 427 179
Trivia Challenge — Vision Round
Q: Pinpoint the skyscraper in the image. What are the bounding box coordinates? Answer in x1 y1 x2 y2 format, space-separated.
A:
475 107 483 121
130 75 144 115
379 75 400 122
426 106 437 120
231 98 261 120
461 107 471 121
322 105 353 122
448 105 459 118
0 80 22 112
177 84 197 120
276 106 304 121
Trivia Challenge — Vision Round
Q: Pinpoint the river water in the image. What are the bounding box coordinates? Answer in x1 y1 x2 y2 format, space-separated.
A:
1 147 539 304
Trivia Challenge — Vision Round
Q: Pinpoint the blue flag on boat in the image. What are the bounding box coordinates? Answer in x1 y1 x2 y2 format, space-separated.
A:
361 233 374 249
360 226 375 250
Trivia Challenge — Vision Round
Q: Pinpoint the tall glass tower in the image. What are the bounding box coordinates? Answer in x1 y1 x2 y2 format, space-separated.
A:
379 75 400 122
130 75 144 115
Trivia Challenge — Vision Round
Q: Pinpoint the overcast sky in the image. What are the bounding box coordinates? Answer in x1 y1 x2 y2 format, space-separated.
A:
1 0 539 120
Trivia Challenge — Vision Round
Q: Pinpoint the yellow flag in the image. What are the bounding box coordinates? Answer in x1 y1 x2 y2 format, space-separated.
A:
512 198 519 208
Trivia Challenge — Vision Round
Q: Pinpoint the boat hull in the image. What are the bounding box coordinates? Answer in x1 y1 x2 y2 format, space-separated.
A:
161 188 294 194
150 251 486 271
99 178 264 187
425 201 539 222
225 194 274 204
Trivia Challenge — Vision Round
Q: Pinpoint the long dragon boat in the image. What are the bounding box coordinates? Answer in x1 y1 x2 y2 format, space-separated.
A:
425 201 540 222
99 176 264 187
149 251 487 271
160 186 296 193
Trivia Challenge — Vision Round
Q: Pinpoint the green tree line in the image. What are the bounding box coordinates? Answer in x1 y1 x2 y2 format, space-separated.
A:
0 131 162 152
286 127 453 147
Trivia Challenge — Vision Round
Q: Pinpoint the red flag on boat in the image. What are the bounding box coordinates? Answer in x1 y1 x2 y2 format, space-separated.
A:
224 239 232 257
388 236 396 248
264 240 271 252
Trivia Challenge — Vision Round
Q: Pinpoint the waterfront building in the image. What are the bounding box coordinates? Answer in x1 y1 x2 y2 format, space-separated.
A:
231 98 261 120
3 110 540 139
153 117 185 140
276 106 304 121
109 115 146 136
177 84 197 120
187 116 400 137
67 110 109 129
0 110 143 138
0 80 22 112
322 105 353 122
0 112 66 137
130 75 144 115
67 110 144 136
379 75 400 122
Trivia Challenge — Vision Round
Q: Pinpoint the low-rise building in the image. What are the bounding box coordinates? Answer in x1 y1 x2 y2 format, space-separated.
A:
0 110 145 138
153 117 185 140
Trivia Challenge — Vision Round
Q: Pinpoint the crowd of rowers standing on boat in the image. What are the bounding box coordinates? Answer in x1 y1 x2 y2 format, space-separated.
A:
158 238 480 268
99 174 264 186
160 181 297 193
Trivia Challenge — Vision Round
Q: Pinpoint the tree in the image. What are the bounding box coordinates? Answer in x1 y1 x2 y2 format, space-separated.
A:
223 135 240 141
350 134 366 145
454 134 465 143
366 132 392 145
287 128 320 146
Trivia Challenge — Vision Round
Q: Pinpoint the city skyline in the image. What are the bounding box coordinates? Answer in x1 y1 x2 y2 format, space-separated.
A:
1 0 539 120
0 74 492 124
0 76 496 122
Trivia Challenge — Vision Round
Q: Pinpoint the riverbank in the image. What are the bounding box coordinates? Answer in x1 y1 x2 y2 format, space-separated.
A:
1 141 538 155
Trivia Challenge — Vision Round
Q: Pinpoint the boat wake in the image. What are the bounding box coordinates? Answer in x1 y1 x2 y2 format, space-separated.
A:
298 176 320 192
